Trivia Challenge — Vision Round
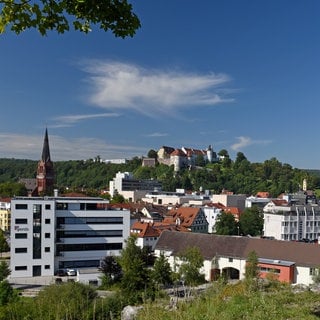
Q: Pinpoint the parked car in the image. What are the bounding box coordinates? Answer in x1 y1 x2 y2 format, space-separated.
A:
55 269 67 276
66 268 76 276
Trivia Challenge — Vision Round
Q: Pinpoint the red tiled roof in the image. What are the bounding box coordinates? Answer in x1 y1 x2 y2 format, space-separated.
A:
171 149 186 156
166 207 201 227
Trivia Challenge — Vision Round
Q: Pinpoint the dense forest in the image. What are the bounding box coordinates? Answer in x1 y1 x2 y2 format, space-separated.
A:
0 151 319 197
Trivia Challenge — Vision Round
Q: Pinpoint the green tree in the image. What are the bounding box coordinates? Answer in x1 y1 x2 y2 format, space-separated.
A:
99 255 122 288
111 191 126 204
215 212 238 235
31 282 97 319
245 251 259 281
0 0 140 36
0 231 9 258
147 149 158 160
0 182 27 197
239 206 264 237
178 247 205 287
0 280 16 306
151 253 173 288
118 236 152 304
0 261 10 282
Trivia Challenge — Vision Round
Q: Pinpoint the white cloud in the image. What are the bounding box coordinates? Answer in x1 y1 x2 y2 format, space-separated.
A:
0 132 147 161
81 61 233 116
51 112 120 127
144 132 169 137
231 136 272 151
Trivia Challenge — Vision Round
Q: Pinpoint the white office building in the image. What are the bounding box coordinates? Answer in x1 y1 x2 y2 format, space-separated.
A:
10 196 130 278
263 200 320 241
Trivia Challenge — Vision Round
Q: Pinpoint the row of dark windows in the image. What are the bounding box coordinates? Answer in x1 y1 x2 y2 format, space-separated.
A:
56 230 123 238
57 217 123 225
15 218 51 224
15 247 51 253
15 204 51 210
57 243 122 252
15 233 50 239
15 265 51 271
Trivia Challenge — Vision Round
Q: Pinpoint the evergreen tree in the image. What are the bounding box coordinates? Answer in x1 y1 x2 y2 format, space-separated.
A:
215 212 238 235
151 254 173 288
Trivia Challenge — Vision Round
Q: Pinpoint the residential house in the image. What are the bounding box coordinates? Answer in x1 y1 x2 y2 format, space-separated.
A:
154 231 320 285
164 207 208 233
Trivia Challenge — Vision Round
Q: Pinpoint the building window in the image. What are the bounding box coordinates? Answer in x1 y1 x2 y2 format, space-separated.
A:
45 219 51 224
15 266 27 271
45 204 51 210
44 265 50 269
15 218 27 224
15 248 27 253
15 204 28 210
229 258 233 262
15 233 27 239
45 247 50 252
45 233 50 238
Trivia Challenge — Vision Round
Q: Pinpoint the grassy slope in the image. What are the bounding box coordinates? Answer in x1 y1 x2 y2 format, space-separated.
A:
138 282 320 320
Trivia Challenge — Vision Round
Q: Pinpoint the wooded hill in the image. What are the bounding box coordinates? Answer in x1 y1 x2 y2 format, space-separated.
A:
0 153 319 197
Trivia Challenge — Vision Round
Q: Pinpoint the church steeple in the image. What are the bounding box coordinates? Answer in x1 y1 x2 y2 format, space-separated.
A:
41 128 51 163
36 128 54 196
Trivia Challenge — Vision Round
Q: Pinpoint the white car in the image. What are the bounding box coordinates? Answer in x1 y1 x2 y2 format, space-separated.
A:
66 269 76 276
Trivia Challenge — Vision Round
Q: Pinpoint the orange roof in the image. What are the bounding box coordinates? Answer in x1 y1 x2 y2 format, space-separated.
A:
256 192 270 198
131 221 161 238
166 207 201 228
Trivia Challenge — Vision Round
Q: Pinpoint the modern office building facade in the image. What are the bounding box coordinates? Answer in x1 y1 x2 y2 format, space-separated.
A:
10 196 130 278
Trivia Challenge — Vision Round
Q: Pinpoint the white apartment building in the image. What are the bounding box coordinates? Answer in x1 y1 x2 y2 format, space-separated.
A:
10 196 130 278
109 172 162 202
263 201 320 241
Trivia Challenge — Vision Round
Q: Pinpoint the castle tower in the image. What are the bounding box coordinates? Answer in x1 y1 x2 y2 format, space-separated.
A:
36 128 54 195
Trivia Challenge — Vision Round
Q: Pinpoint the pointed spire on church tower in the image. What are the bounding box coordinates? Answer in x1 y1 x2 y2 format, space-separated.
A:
41 128 51 163
36 128 54 196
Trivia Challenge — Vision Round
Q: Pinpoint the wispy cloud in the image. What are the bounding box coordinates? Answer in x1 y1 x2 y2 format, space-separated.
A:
51 112 120 127
0 132 146 161
231 136 272 151
81 61 234 116
144 132 169 137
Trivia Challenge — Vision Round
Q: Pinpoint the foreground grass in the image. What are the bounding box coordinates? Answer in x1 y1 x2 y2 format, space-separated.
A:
138 282 320 320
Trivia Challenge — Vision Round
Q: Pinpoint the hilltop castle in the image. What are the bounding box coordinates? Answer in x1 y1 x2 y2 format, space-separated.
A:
157 145 218 171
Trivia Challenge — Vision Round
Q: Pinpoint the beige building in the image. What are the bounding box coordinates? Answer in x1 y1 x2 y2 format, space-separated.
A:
0 199 11 232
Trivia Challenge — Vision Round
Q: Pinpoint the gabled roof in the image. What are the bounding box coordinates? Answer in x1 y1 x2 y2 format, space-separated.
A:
165 207 202 227
131 221 161 238
155 231 320 267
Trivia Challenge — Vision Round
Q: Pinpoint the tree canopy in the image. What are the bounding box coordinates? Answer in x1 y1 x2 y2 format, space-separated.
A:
0 0 140 36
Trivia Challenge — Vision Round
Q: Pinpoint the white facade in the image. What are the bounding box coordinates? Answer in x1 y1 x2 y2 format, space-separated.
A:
10 197 130 278
263 202 320 241
203 206 222 233
109 171 161 200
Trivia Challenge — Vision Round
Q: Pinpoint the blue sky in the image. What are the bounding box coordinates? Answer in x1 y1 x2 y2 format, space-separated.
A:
1 1 320 169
